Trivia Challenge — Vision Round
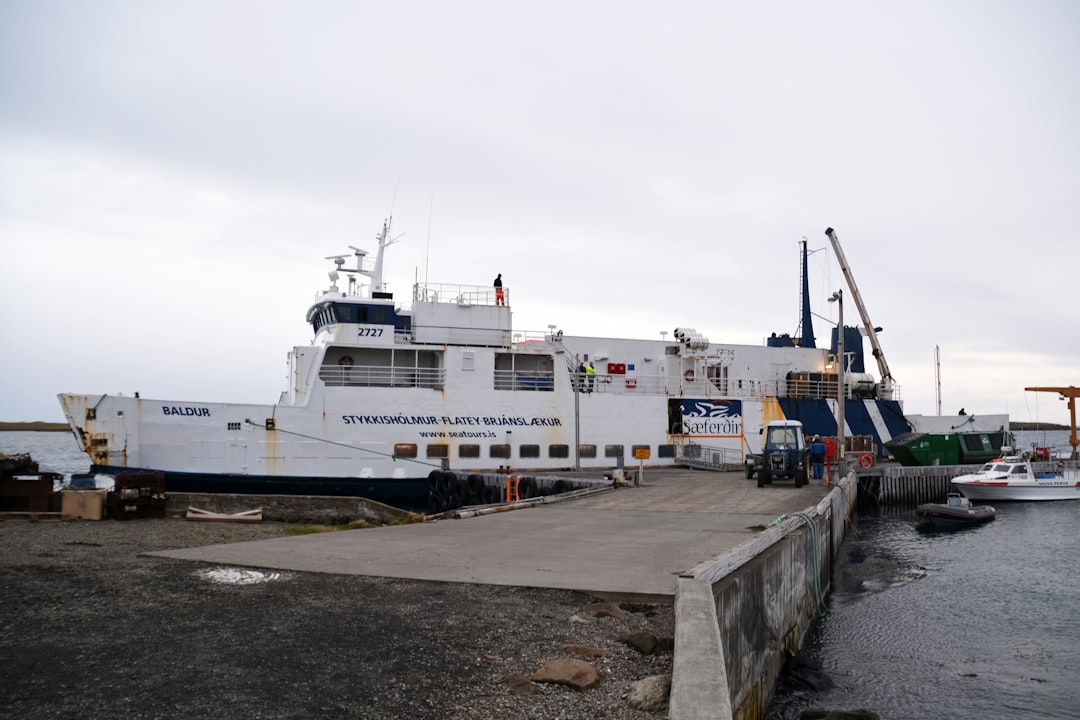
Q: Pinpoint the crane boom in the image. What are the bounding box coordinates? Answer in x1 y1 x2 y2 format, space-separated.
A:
1023 386 1079 460
824 227 894 395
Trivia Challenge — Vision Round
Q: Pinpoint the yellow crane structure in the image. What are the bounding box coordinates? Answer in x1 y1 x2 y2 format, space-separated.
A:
1024 386 1079 460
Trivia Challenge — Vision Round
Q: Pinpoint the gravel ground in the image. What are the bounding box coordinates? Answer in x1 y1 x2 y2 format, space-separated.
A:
0 517 673 719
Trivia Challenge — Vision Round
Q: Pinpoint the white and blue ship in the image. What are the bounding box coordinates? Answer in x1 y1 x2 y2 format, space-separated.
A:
59 222 909 508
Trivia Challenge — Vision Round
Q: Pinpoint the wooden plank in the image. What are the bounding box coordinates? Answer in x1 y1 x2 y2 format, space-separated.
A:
0 512 73 522
185 507 263 523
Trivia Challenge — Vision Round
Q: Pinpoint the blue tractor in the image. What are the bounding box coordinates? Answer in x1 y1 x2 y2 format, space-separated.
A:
744 420 810 488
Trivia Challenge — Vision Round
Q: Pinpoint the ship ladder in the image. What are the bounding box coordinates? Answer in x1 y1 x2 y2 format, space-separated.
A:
505 474 521 503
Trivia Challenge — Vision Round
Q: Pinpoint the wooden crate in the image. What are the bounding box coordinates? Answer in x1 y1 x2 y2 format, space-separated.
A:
61 489 108 520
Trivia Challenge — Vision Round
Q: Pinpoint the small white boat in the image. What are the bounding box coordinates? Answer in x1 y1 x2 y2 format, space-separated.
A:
951 456 1080 501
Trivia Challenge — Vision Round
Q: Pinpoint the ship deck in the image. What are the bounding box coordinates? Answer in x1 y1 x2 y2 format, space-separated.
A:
150 468 834 601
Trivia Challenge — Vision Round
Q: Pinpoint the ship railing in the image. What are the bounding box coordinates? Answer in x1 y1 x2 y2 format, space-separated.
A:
571 372 663 394
414 281 507 307
786 377 841 399
675 443 744 471
786 377 904 402
511 329 564 345
319 365 446 389
567 373 782 398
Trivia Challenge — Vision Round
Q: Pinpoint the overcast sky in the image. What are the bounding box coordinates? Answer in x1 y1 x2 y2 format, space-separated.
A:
2 1 1077 427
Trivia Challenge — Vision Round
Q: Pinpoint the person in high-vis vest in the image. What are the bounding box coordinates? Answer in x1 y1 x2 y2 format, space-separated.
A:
494 273 504 305
586 361 596 393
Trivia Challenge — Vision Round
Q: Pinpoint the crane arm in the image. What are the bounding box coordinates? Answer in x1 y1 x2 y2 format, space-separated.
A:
1024 386 1079 460
824 227 894 389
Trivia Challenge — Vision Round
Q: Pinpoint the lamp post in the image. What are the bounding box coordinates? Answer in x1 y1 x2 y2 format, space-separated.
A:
828 290 845 464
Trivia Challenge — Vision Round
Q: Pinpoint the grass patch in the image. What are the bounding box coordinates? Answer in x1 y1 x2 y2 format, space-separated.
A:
284 513 423 536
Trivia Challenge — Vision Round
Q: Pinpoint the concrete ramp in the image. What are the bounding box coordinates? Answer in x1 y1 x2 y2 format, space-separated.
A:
150 470 831 600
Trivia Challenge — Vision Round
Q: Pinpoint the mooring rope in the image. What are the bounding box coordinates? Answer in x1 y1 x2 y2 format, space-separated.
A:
792 511 827 614
766 511 827 615
244 419 444 470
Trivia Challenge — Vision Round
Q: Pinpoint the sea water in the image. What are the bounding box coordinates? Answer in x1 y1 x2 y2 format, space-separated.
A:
768 429 1080 719
0 430 90 478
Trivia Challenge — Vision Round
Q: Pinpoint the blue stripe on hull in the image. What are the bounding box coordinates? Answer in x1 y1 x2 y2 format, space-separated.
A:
776 398 908 458
777 398 837 436
91 465 429 510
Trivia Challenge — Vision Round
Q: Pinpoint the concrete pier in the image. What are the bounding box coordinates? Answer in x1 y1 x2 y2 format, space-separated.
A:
152 468 856 717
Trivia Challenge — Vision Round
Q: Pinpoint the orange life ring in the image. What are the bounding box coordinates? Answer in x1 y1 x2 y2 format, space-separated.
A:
858 454 873 468
338 356 354 366
625 377 637 389
684 369 695 381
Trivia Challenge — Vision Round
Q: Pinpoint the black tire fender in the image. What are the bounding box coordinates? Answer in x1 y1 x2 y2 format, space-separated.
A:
520 477 538 499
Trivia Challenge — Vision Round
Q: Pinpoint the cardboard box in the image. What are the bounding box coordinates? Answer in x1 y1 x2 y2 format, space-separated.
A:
61 489 108 520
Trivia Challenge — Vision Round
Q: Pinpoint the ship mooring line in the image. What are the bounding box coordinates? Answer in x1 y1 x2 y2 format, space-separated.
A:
768 511 827 615
792 511 827 614
244 419 444 470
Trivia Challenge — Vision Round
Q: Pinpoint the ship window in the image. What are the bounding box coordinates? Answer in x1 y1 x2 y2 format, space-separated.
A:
458 444 480 458
658 444 675 458
394 443 417 458
318 347 445 389
489 444 511 459
605 445 625 459
548 444 569 459
579 444 597 459
519 444 540 458
494 352 555 391
426 444 449 459
227 422 241 431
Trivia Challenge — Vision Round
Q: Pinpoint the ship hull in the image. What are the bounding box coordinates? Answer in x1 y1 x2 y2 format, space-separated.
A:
88 463 430 508
60 389 906 502
949 480 1080 502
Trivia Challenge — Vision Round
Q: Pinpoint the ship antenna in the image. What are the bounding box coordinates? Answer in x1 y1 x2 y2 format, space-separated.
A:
425 190 434 286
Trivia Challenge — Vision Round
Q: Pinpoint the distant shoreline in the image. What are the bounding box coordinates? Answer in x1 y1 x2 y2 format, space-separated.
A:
0 422 69 432
1011 421 1070 431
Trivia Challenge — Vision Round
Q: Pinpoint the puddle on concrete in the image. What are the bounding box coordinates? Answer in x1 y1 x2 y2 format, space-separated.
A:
194 567 293 585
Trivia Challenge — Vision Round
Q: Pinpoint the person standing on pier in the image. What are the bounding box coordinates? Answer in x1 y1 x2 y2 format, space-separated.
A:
810 435 827 480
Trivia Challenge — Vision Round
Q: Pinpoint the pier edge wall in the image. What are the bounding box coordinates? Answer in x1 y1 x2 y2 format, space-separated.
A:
670 473 856 720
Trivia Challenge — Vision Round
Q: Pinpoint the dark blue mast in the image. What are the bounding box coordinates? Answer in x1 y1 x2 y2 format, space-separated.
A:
799 238 816 348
